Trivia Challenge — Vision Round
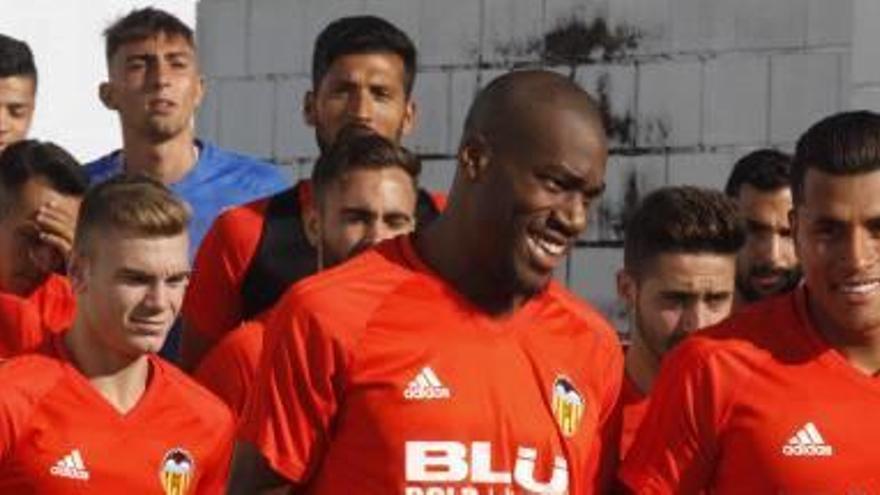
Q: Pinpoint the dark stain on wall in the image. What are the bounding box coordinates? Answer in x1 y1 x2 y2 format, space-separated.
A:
543 16 641 66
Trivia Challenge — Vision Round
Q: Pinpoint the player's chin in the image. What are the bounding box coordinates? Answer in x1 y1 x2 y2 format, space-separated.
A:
511 259 553 297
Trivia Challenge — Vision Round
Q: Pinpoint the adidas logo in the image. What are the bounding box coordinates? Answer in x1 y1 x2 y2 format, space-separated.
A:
782 422 834 457
49 449 90 480
404 366 451 400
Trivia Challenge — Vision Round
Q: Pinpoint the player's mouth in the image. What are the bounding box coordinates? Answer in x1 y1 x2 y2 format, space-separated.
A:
148 98 177 113
751 273 784 291
834 278 880 302
525 230 569 271
129 317 168 333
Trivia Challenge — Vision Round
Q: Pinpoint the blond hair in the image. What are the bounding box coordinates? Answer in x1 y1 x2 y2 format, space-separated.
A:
74 174 190 253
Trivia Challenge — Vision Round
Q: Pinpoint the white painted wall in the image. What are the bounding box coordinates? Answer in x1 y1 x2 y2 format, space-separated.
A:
0 0 196 162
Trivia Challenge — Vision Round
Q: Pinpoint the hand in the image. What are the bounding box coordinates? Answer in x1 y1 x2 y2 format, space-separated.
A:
34 200 78 261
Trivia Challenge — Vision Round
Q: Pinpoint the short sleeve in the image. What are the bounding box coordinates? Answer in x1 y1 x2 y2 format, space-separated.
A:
619 339 730 494
181 205 263 366
238 292 346 482
193 322 264 417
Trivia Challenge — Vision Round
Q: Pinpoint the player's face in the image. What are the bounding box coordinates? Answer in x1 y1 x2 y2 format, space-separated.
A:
794 168 880 338
73 230 189 358
621 252 736 357
101 33 203 143
316 166 416 268
0 75 35 153
0 177 79 296
306 53 414 150
481 109 606 295
735 184 800 301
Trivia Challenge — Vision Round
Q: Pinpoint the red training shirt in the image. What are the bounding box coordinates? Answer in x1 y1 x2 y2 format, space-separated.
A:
619 287 880 493
240 235 623 494
0 337 235 493
0 274 75 358
619 373 649 460
194 320 266 418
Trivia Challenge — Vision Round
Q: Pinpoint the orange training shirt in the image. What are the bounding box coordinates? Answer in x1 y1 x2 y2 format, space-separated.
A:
240 235 623 494
620 287 880 493
0 337 235 494
193 320 266 418
619 373 649 460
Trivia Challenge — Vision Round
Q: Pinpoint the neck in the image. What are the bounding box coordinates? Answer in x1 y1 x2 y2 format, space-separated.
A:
415 213 526 317
624 335 659 395
120 130 197 185
64 320 151 414
805 294 880 375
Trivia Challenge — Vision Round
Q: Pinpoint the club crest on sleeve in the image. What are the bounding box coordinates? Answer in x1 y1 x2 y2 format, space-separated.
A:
552 376 584 437
159 448 195 495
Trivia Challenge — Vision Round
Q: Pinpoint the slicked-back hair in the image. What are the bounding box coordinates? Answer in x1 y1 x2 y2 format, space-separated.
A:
311 126 420 202
724 149 792 197
312 15 416 97
0 33 36 86
0 140 87 216
74 174 190 255
104 7 194 62
792 110 880 205
624 186 745 277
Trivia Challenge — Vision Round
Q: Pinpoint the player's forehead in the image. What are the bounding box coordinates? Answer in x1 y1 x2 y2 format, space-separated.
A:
0 76 36 101
330 167 416 207
89 230 189 270
318 52 406 88
111 32 196 63
9 177 77 215
641 252 736 289
799 167 880 220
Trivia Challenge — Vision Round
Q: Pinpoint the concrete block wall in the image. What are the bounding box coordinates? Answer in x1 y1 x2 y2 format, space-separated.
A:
197 0 861 330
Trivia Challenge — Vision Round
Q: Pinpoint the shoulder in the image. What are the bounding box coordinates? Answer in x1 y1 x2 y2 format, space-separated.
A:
683 292 802 366
201 142 287 181
83 150 122 183
0 352 66 410
208 194 273 243
273 238 419 330
152 357 234 427
543 281 621 347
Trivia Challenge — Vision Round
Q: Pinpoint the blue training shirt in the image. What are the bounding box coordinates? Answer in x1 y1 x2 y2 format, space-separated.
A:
85 140 290 260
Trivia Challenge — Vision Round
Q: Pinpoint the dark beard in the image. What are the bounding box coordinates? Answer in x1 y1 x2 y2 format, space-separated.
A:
737 265 803 302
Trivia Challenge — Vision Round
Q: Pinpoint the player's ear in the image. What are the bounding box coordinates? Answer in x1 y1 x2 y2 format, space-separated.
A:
457 134 491 182
98 82 117 110
616 269 637 308
400 99 416 138
790 206 801 260
303 202 320 249
193 75 206 109
303 90 317 128
67 252 89 293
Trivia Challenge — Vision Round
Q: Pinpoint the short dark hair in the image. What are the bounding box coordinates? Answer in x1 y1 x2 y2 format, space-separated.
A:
312 127 420 201
0 140 87 215
624 186 745 277
312 15 416 97
724 149 792 197
792 110 880 205
74 174 190 255
104 7 194 62
0 33 37 86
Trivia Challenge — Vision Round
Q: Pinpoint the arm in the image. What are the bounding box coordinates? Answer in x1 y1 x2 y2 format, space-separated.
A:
618 340 726 493
234 288 345 491
180 210 255 371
